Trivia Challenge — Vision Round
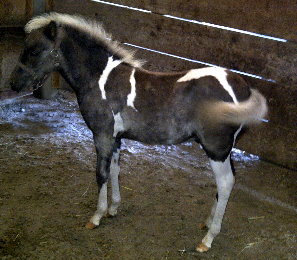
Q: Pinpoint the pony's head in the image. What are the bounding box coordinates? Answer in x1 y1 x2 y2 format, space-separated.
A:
10 13 143 93
10 18 63 92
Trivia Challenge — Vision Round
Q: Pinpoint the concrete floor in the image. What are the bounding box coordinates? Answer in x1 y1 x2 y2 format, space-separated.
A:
0 91 296 259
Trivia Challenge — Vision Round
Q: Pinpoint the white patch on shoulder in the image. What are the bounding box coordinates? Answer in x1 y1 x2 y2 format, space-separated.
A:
177 67 238 104
127 69 138 111
112 111 125 137
98 56 122 100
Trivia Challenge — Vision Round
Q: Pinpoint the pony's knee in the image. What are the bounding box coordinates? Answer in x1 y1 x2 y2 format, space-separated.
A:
112 196 121 205
96 173 109 187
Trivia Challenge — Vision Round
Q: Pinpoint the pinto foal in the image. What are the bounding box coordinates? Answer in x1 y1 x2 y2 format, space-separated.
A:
10 13 267 252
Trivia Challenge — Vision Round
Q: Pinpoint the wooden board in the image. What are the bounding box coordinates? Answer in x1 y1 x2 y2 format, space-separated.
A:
237 123 297 170
0 0 53 26
0 0 27 26
53 0 297 87
107 0 297 42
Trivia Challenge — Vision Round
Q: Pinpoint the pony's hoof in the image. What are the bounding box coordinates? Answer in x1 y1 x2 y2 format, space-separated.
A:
107 208 118 217
85 222 97 229
198 223 208 230
106 212 116 218
196 243 209 253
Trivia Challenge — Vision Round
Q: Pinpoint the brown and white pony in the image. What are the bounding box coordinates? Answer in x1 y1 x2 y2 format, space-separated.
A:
9 13 267 252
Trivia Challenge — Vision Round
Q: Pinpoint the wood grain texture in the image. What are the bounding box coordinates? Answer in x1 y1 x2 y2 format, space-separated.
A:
53 0 297 87
108 0 297 41
0 0 27 26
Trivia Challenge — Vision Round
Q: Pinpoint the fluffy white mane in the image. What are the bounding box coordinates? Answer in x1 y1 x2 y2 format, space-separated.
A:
25 12 143 67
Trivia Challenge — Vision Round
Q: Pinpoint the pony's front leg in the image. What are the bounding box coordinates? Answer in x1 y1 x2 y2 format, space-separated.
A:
86 134 114 229
108 139 121 217
197 155 234 252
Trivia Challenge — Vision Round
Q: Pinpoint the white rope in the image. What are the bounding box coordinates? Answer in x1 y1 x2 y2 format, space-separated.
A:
0 92 33 106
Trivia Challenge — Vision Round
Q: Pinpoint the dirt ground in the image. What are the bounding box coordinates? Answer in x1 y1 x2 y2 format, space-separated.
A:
0 91 296 260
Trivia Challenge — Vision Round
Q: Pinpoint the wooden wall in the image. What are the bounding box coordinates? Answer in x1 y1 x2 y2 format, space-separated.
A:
0 0 56 96
0 0 27 26
0 0 53 27
27 0 297 168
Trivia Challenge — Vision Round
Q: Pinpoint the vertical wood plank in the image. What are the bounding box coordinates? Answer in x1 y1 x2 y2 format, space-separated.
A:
25 0 33 22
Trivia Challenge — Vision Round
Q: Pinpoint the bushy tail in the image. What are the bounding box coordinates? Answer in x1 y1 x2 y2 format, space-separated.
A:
201 89 268 125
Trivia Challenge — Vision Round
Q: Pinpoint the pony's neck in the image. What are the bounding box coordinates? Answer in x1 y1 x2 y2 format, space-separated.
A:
58 27 113 94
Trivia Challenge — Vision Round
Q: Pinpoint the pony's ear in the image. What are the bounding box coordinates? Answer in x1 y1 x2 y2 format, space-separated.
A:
43 21 57 41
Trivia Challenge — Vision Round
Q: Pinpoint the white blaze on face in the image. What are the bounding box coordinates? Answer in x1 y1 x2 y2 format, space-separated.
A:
98 56 122 100
177 67 238 104
127 68 137 110
112 111 125 137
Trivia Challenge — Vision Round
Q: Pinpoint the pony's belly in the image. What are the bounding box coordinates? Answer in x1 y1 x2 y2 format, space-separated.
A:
122 125 193 145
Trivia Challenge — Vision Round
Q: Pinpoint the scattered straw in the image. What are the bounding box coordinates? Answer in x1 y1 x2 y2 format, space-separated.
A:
122 186 133 191
248 216 265 221
13 233 20 241
81 182 91 196
178 247 186 255
238 240 265 255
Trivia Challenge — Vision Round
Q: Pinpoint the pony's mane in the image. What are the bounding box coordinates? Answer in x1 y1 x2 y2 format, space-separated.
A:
25 12 143 68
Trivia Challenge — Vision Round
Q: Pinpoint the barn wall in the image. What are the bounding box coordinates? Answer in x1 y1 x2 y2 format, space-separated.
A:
0 0 28 26
108 0 297 41
0 0 28 90
0 0 54 27
0 0 56 95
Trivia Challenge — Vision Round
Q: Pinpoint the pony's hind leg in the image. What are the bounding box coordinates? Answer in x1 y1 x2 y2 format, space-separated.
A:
197 155 234 252
199 127 242 232
86 134 114 229
108 140 121 217
199 193 218 230
196 125 240 252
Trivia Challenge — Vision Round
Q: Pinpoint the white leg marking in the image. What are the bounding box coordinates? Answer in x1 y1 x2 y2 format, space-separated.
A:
177 67 238 104
206 198 218 228
112 111 125 137
98 56 122 100
127 68 138 110
108 148 121 216
202 155 234 248
205 127 241 233
90 183 108 226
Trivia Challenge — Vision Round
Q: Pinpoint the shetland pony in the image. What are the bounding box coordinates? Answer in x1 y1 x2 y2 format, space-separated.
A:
10 13 267 252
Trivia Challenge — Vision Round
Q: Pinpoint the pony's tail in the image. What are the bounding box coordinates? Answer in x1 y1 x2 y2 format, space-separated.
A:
201 89 268 125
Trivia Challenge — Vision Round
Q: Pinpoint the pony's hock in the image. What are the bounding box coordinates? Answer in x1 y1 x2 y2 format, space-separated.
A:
9 13 267 252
